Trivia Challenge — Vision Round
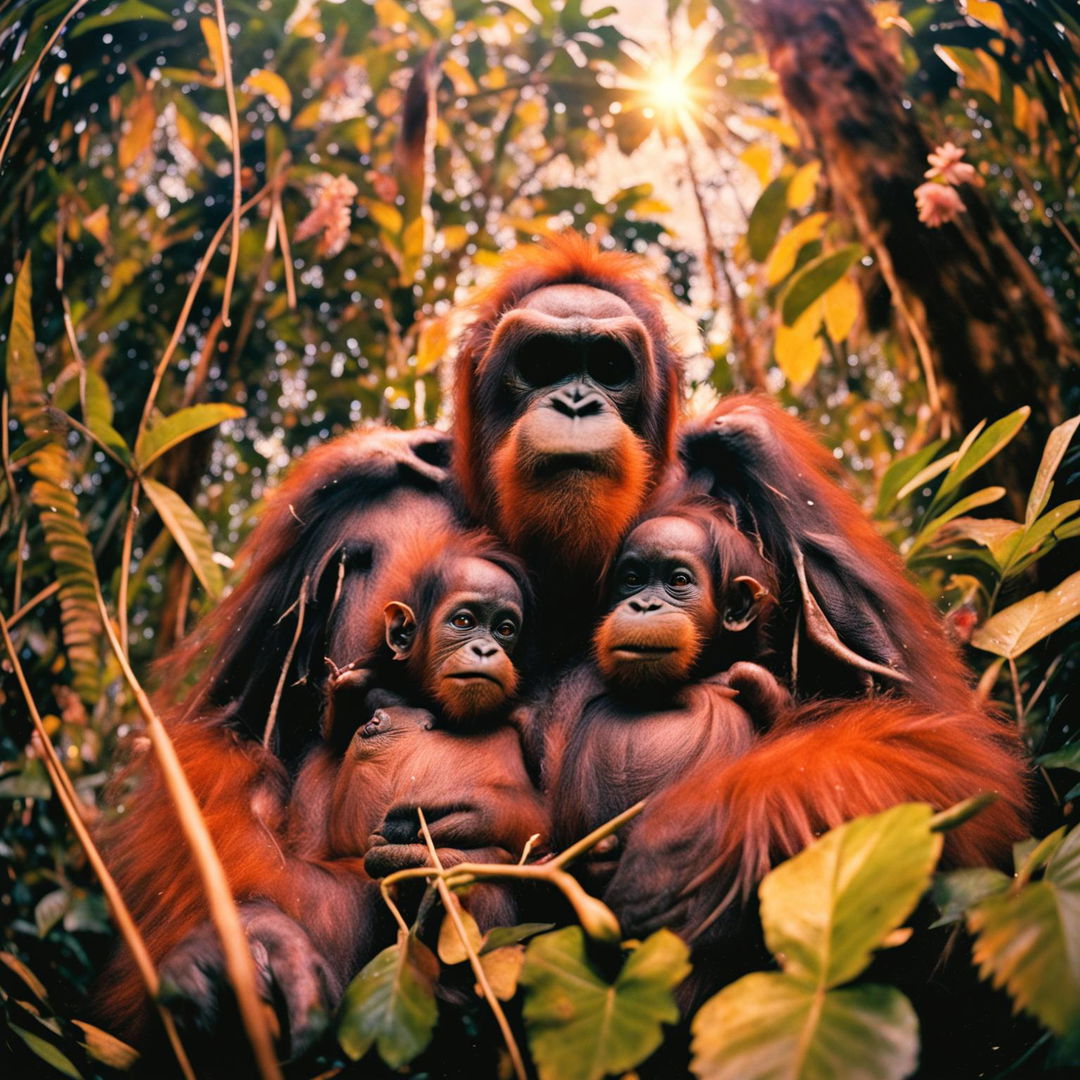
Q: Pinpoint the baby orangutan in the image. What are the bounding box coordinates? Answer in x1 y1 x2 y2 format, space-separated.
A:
324 528 530 741
541 501 791 885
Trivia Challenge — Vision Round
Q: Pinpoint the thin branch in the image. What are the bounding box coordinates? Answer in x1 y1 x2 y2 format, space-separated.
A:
214 0 243 326
0 614 195 1080
263 575 308 753
138 181 273 437
417 810 527 1080
0 0 92 170
5 581 61 629
2 392 19 518
93 589 283 1080
118 480 141 656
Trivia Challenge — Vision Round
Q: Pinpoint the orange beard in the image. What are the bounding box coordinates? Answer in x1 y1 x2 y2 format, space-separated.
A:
491 422 652 573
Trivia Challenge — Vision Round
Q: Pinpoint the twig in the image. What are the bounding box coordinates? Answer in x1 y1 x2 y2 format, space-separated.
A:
273 193 297 309
118 480 141 655
214 0 243 326
0 614 195 1080
263 575 309 753
55 202 88 418
138 181 273 437
417 810 527 1080
93 588 283 1080
5 581 61 629
0 0 92 171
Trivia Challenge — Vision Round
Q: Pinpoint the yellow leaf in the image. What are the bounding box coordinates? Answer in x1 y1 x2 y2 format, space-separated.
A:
401 215 428 279
375 87 402 118
293 99 324 130
823 275 860 342
440 224 469 251
374 0 412 30
365 200 403 235
437 904 483 966
199 16 223 84
774 301 823 390
633 197 672 216
443 58 478 96
517 99 545 127
118 91 156 170
743 115 799 148
83 206 109 246
964 0 1007 31
415 315 448 376
485 66 507 90
739 144 772 186
244 69 292 120
478 946 526 1001
934 45 1001 102
787 161 821 210
765 212 827 287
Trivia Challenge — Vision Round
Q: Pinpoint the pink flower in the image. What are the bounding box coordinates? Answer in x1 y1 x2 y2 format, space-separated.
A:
294 173 358 258
915 181 965 227
925 141 977 185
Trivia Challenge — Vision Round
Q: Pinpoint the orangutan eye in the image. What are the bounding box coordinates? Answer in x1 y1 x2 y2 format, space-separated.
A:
451 612 475 629
622 570 642 589
670 571 692 588
495 620 517 639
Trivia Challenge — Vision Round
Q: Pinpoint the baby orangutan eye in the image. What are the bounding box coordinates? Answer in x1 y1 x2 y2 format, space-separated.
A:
495 620 517 639
670 571 692 587
451 611 475 629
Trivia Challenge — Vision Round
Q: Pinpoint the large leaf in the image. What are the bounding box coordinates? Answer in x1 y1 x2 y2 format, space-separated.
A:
759 804 941 988
134 403 244 470
6 256 48 438
747 176 790 262
931 867 1010 928
970 568 1080 658
969 826 1080 1036
779 245 862 327
141 477 224 598
337 934 439 1068
909 486 1007 555
521 927 690 1080
765 212 826 286
876 439 947 517
930 407 1030 512
28 476 103 701
691 973 918 1080
1027 414 1080 524
8 1024 82 1080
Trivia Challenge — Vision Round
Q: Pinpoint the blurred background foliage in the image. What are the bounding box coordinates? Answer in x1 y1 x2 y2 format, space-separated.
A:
0 0 1078 1075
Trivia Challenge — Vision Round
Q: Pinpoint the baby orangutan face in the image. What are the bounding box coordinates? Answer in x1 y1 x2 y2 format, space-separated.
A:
384 557 524 724
595 515 769 692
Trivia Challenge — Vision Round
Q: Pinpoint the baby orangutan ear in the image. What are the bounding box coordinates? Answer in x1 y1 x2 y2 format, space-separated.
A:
723 575 771 632
383 601 418 659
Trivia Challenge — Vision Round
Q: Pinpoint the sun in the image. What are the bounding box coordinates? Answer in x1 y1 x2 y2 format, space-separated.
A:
639 57 701 130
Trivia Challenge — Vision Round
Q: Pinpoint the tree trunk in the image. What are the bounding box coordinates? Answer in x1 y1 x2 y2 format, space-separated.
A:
744 0 1074 484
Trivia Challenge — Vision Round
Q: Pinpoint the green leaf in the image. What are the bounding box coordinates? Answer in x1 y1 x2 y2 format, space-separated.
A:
875 439 947 517
134 403 244 470
747 176 790 262
909 486 1006 555
8 1025 82 1079
83 370 131 466
759 804 942 988
141 477 225 598
931 867 1010 927
970 569 1080 658
337 934 439 1068
779 245 862 327
931 407 1030 513
969 826 1080 1037
70 0 171 37
1037 744 1080 772
690 972 918 1080
1026 414 1080 524
999 500 1080 578
481 923 556 954
895 451 960 504
521 927 690 1080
